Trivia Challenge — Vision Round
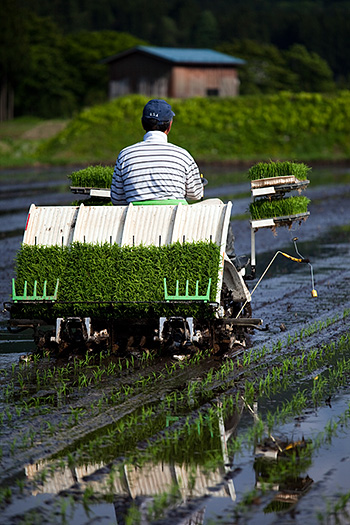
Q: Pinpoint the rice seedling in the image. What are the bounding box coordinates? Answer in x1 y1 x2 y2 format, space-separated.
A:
70 406 85 425
324 419 339 443
5 408 12 422
249 195 310 220
45 421 55 436
56 495 75 523
10 438 17 456
248 160 311 181
13 240 221 320
0 487 12 505
243 349 253 366
15 478 25 494
82 485 94 515
78 373 89 388
68 164 114 188
4 383 14 402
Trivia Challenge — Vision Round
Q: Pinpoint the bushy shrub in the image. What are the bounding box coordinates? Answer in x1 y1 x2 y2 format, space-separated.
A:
38 92 350 163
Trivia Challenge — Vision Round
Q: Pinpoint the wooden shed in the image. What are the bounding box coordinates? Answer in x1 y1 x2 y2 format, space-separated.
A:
102 46 245 99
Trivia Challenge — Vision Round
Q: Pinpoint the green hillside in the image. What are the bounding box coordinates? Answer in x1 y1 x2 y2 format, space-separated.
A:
36 92 350 164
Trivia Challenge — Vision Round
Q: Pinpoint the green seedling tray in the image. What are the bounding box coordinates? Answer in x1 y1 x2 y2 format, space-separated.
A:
164 278 211 302
12 279 59 302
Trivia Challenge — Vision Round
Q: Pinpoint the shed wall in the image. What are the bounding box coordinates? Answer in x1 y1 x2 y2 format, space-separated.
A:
107 54 241 99
108 54 171 98
170 66 240 98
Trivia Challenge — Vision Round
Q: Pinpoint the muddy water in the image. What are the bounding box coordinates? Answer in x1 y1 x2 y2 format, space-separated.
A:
0 167 350 524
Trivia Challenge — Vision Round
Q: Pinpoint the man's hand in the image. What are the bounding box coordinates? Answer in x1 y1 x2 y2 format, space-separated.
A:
200 174 208 186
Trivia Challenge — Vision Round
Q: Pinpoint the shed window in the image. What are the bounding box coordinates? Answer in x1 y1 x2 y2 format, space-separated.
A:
207 88 219 96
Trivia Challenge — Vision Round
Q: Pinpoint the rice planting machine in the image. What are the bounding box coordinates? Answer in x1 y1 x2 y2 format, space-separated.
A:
6 161 314 357
6 197 266 356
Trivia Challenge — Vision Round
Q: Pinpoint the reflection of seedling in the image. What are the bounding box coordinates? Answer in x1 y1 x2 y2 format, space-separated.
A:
125 504 141 525
318 491 350 525
38 468 48 485
56 495 75 524
82 485 94 515
2 318 348 519
106 465 117 497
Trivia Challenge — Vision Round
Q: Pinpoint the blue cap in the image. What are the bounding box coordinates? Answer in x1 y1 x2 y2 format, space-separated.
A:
142 99 175 122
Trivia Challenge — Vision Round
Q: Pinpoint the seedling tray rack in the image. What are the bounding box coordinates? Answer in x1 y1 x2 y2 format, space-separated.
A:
70 187 111 198
250 176 310 272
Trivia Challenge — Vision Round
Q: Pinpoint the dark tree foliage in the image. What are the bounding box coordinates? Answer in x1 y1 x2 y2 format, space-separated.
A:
218 39 335 94
15 14 78 118
0 0 29 120
17 0 350 80
4 9 144 118
2 0 347 117
63 31 145 108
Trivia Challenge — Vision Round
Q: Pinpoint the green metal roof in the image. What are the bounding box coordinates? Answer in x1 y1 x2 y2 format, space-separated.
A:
103 46 245 66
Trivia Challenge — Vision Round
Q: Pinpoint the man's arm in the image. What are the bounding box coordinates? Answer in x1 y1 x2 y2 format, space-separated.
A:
185 158 204 201
111 159 128 205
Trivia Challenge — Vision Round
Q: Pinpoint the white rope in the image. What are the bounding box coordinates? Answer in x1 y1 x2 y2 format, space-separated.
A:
235 250 284 319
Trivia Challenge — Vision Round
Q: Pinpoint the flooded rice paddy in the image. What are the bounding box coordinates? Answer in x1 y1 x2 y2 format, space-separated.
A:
0 166 350 524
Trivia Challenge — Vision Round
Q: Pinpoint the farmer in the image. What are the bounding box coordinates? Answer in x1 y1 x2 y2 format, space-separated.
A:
110 98 246 270
110 98 204 205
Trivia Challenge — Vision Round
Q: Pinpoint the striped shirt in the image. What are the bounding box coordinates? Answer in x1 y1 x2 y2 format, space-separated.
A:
111 131 203 205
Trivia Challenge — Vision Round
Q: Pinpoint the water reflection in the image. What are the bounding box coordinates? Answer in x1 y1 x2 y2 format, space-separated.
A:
19 403 242 524
14 401 314 524
255 455 313 515
254 442 313 515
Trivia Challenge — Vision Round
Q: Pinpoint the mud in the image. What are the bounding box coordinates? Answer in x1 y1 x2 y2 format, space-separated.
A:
0 166 350 524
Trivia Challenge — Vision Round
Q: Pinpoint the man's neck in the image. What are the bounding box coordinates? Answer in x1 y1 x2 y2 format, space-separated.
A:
143 130 168 142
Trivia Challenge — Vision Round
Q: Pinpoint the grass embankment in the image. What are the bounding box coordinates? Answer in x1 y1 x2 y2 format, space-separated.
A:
0 117 68 168
1 91 350 168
